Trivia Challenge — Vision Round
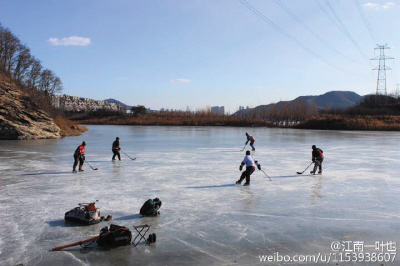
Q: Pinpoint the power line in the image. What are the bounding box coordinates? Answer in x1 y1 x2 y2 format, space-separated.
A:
274 0 360 64
324 0 370 61
314 0 341 29
239 0 351 73
354 0 380 44
315 0 370 64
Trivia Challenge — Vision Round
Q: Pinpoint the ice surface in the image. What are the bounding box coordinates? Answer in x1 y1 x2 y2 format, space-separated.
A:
0 126 399 265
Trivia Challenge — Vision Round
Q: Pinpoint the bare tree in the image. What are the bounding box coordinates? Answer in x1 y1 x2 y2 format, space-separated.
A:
1 28 20 73
39 69 63 101
25 58 42 90
259 106 269 122
0 25 9 68
13 44 32 82
266 104 276 124
50 76 63 96
0 24 64 117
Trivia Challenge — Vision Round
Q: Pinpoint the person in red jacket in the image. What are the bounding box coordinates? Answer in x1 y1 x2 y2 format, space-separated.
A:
310 145 324 174
73 141 86 172
245 132 256 151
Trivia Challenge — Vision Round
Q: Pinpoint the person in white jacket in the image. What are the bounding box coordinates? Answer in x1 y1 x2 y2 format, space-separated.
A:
236 150 261 186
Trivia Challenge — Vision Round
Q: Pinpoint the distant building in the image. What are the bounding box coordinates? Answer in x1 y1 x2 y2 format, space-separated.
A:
211 106 225 116
53 94 121 112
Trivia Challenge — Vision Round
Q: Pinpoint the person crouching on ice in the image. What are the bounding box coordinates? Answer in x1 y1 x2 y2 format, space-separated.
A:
245 132 256 151
236 150 261 186
73 141 86 172
311 145 324 174
112 137 121 161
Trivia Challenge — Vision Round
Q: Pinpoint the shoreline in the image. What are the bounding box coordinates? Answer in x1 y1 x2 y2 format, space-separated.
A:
71 114 400 132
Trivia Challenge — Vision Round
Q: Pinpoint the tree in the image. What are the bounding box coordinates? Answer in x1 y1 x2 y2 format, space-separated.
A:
50 76 63 96
0 24 62 117
38 69 63 105
0 28 20 73
130 105 147 116
25 58 42 90
13 44 32 82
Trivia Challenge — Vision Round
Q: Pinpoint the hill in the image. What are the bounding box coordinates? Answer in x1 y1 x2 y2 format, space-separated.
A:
234 91 362 116
104 98 131 109
0 71 61 140
293 91 362 109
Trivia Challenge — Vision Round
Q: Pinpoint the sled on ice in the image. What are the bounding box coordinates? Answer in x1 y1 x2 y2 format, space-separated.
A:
64 202 101 225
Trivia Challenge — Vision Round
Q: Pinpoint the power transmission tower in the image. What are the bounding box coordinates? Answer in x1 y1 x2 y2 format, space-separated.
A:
371 44 394 96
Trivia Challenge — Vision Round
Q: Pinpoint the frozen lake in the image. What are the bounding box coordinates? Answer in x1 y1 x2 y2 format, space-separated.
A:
1 125 399 266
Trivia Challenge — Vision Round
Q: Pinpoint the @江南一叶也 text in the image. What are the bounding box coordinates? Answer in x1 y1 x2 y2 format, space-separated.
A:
259 240 397 263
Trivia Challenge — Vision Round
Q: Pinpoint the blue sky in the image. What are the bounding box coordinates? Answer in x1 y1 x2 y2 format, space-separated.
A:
1 0 399 113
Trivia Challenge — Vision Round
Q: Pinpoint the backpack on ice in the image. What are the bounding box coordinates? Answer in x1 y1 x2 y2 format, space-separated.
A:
96 224 132 247
140 198 162 216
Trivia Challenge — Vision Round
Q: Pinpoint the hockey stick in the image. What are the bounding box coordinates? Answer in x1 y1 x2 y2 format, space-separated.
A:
84 159 98 170
52 227 128 251
121 150 136 160
260 169 272 181
240 144 247 151
52 235 100 251
296 162 313 175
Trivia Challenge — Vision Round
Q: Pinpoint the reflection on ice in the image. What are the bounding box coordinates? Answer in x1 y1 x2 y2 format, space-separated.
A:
0 126 399 265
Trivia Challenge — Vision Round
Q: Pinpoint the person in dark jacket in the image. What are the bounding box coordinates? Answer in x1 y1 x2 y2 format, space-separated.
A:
112 137 121 161
311 145 324 174
73 141 86 172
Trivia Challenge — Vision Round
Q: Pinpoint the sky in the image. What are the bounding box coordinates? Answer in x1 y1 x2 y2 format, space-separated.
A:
1 0 400 114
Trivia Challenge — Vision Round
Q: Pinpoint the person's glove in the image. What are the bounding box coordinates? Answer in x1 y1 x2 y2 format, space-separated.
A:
312 158 315 162
239 165 243 171
257 164 261 170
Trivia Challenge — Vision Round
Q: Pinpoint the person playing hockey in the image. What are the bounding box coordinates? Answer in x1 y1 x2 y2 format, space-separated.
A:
73 141 86 172
112 137 122 161
236 150 261 186
310 145 324 174
245 132 256 151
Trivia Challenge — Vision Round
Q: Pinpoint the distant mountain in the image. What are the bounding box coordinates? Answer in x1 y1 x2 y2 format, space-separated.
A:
234 91 363 116
104 98 131 109
293 91 362 109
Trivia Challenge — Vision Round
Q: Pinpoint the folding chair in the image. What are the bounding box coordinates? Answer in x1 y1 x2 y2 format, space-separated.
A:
132 224 150 246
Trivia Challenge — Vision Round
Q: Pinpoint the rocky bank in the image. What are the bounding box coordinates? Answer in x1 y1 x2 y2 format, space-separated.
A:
0 74 61 140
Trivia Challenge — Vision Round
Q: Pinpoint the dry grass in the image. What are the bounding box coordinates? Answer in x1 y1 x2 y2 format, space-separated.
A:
54 117 88 136
78 112 272 127
295 114 400 131
70 112 400 131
